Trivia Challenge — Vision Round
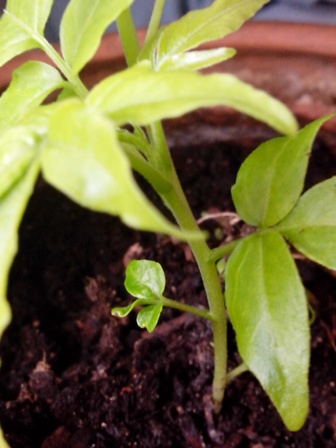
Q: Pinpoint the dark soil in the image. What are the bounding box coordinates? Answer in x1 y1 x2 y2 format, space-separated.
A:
0 115 335 447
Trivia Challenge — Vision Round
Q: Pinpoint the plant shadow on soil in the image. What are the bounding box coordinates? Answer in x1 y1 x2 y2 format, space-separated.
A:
0 114 335 448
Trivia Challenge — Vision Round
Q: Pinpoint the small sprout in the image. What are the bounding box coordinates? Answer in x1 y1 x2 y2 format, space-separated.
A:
112 260 166 333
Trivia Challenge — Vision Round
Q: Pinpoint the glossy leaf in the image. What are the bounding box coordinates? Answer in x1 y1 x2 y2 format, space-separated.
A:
137 304 163 332
225 230 309 431
154 0 269 68
112 260 166 334
124 259 166 300
232 115 333 227
0 0 53 67
87 63 297 135
0 61 65 131
0 159 40 340
60 0 134 75
41 100 198 239
0 127 39 199
278 177 336 270
159 47 236 71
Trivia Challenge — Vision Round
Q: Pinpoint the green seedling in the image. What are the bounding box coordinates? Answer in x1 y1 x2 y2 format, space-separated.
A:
114 114 336 431
0 1 334 445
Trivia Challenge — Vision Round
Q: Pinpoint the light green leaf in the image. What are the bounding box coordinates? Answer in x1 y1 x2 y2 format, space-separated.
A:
124 260 166 300
137 304 163 333
0 61 66 131
0 159 40 339
0 15 36 67
0 427 9 448
111 298 149 318
60 0 134 75
0 127 39 199
87 63 297 135
225 230 309 431
18 103 59 137
6 0 53 33
41 100 199 239
158 47 236 71
278 177 336 270
154 0 269 68
0 0 53 67
232 115 333 228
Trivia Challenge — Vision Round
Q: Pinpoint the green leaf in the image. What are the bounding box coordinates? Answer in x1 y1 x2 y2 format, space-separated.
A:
0 127 39 199
124 259 166 300
41 100 199 239
225 230 309 431
153 0 269 69
111 298 149 318
112 299 162 333
0 0 53 67
0 61 66 131
87 63 297 135
18 103 59 137
0 427 9 448
60 0 134 75
6 0 53 33
0 159 40 339
158 47 236 72
232 115 333 228
278 177 336 270
0 16 36 67
137 304 163 333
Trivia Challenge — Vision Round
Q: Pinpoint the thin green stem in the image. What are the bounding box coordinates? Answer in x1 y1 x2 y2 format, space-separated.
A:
162 181 228 411
117 129 150 157
208 239 241 263
116 8 140 66
147 121 176 178
122 144 172 194
163 297 214 321
225 363 249 384
145 0 166 45
39 37 88 99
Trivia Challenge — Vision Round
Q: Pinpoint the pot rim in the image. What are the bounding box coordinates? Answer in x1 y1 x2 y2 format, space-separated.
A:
1 21 335 89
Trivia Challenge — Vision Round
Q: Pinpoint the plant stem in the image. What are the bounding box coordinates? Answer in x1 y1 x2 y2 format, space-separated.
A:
225 363 249 384
116 4 228 411
116 8 140 66
163 298 214 321
122 144 172 194
208 239 241 263
145 0 166 45
162 179 228 411
147 121 177 178
39 38 88 99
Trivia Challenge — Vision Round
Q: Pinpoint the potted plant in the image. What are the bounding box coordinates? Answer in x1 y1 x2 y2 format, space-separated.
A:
0 1 335 447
